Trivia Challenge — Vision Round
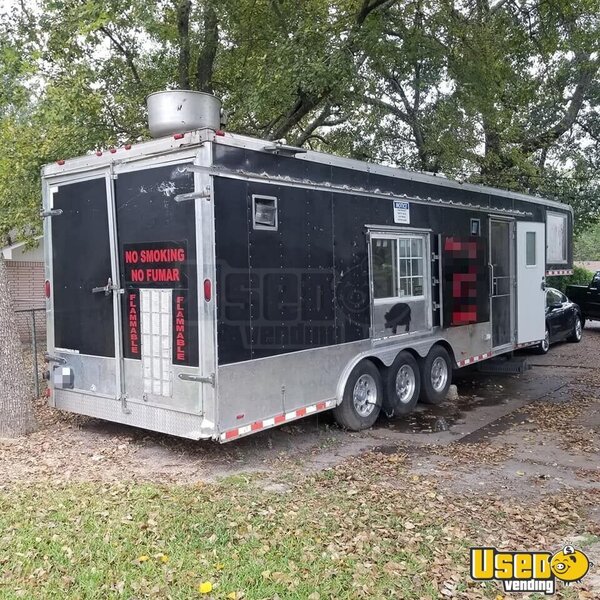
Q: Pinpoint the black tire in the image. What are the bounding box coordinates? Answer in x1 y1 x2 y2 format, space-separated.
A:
333 359 382 430
419 345 452 405
383 351 421 417
568 314 583 343
536 327 550 354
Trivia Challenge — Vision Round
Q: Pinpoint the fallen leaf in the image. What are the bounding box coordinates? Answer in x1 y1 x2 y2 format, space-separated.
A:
198 581 213 594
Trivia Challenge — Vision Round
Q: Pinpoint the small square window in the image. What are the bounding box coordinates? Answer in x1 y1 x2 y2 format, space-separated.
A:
470 218 481 236
252 195 278 230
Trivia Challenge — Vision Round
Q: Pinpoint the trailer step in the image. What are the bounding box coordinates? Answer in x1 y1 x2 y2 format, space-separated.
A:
476 356 531 374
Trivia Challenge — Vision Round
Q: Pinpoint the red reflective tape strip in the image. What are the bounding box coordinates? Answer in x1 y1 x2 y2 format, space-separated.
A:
458 352 491 367
221 400 334 441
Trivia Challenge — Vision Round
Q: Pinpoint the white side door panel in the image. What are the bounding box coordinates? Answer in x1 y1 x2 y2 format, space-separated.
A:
516 222 546 344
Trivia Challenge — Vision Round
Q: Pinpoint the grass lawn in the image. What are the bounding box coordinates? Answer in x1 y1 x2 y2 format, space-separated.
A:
0 452 594 599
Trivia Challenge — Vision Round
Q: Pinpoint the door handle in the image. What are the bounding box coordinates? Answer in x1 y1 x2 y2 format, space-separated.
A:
92 278 118 296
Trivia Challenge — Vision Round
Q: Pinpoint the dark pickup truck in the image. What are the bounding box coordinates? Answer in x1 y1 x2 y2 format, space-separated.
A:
566 271 600 325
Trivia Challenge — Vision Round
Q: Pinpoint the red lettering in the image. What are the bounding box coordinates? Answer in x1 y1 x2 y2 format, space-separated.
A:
139 248 186 264
131 269 144 282
175 296 186 362
144 268 180 283
124 250 138 264
128 293 139 355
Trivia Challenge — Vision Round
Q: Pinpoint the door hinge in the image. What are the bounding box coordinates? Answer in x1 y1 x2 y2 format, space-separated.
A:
175 186 211 202
40 208 63 218
44 353 66 365
178 373 215 386
121 394 131 414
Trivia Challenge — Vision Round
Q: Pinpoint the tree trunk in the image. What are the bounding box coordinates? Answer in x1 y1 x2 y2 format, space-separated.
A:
0 256 35 438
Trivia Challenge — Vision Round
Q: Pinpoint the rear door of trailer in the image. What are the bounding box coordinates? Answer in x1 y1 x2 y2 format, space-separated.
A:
46 149 216 432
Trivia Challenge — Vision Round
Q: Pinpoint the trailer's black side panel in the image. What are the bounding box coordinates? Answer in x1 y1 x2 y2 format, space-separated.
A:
51 178 115 357
115 164 199 367
212 144 570 365
213 144 544 217
248 183 336 358
214 177 252 365
214 177 337 364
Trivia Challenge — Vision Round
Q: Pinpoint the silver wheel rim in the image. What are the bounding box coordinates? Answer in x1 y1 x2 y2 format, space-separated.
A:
575 319 582 340
542 330 549 351
395 365 416 404
430 356 448 393
353 374 378 417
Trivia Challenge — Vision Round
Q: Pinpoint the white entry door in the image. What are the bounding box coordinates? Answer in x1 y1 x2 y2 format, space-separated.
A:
516 222 546 344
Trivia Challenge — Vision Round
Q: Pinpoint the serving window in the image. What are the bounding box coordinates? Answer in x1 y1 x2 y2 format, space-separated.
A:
370 232 431 338
372 236 425 302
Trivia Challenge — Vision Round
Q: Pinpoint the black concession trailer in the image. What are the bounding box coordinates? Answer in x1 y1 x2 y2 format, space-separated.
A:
42 92 574 441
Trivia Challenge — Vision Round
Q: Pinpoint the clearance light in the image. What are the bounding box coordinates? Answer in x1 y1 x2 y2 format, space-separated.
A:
204 279 212 302
109 147 117 154
56 159 65 165
44 280 51 299
96 151 103 156
215 130 225 136
125 144 132 150
173 133 185 140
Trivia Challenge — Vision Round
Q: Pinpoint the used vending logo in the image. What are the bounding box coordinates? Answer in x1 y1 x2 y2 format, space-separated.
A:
470 545 591 595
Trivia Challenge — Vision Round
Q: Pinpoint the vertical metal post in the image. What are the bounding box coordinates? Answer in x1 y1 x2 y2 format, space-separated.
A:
31 309 40 397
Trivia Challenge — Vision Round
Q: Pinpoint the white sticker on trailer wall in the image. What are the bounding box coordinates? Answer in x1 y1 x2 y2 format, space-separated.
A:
393 200 410 224
140 289 173 397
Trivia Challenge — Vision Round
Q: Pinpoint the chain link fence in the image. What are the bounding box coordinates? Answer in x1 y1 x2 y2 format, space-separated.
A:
15 307 46 397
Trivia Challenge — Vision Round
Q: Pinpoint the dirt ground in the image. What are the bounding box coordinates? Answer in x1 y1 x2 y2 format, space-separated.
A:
2 324 600 595
3 326 598 489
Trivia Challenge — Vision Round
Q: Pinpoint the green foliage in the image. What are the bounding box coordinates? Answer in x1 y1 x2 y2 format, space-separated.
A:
546 266 594 293
0 0 599 243
574 222 600 260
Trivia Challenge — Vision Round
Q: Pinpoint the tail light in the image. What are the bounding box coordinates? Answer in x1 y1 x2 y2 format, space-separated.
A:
44 280 51 299
203 279 212 302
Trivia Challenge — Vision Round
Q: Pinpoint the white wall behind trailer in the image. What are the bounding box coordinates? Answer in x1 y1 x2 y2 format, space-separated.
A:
42 129 573 441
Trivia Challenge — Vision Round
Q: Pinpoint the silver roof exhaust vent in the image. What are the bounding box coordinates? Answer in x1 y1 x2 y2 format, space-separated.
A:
147 90 222 138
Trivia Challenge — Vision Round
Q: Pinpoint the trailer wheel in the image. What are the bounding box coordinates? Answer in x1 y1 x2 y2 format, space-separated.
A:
419 345 452 405
383 351 420 417
333 360 382 431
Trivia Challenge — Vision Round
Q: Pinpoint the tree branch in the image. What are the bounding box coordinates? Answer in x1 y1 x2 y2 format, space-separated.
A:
521 53 599 154
99 26 141 85
176 0 192 89
356 0 397 26
195 1 219 93
294 104 332 146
